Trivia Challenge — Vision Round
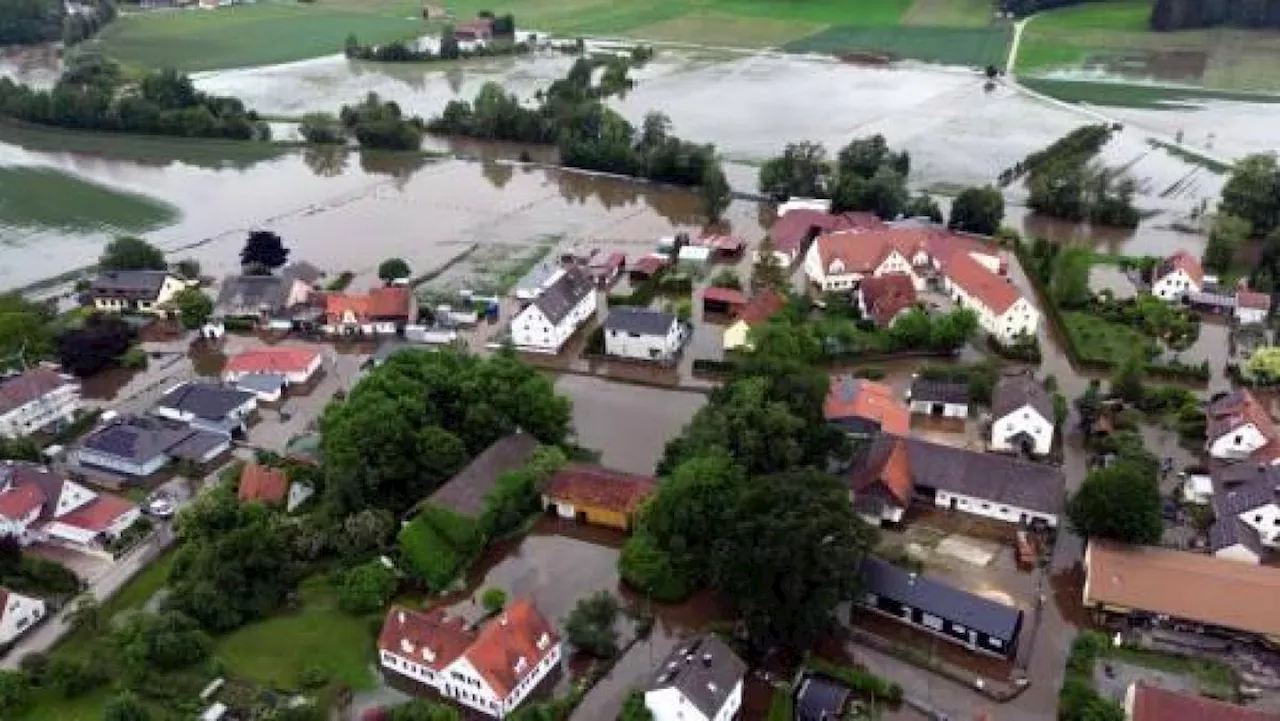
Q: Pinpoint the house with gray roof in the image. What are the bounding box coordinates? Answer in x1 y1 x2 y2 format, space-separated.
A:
215 263 322 327
511 266 597 354
603 307 684 363
90 270 187 317
990 372 1055 456
421 432 541 518
74 416 231 478
644 634 746 721
857 556 1023 659
153 382 257 436
907 378 969 419
1209 462 1280 564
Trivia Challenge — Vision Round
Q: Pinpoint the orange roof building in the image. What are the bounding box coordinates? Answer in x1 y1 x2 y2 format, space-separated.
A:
542 464 657 531
238 463 289 505
1126 681 1278 721
824 376 909 437
377 598 562 716
323 286 412 333
221 346 323 384
858 273 918 327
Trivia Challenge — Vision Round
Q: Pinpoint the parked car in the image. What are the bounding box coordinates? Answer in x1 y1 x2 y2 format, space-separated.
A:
144 494 176 519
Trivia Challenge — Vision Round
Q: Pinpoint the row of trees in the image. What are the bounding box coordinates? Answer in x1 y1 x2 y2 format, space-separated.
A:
1150 0 1280 30
0 57 269 141
0 0 64 45
1012 125 1139 228
756 136 1006 233
344 25 526 63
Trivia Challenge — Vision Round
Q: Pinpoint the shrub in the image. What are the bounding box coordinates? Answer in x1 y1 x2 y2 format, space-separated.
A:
481 587 507 614
121 346 147 369
619 531 695 602
564 591 620 658
338 560 398 614
397 506 481 591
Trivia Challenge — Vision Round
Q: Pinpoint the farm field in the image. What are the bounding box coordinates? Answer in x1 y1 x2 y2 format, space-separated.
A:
91 0 1012 72
0 166 178 234
1016 0 1280 92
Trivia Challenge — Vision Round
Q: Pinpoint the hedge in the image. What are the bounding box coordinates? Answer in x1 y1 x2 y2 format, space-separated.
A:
416 503 482 554
691 358 737 376
397 504 482 591
806 658 903 707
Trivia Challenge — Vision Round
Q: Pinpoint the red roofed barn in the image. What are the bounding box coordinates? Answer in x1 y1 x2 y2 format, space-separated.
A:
858 274 918 327
542 464 657 531
323 287 412 336
378 598 562 718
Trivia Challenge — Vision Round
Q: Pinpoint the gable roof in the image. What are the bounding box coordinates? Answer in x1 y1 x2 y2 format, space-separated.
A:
157 383 254 421
216 274 285 314
531 266 595 325
0 368 73 416
238 464 289 504
223 347 321 376
991 373 1053 421
848 433 914 507
1085 540 1280 638
1206 389 1278 446
648 634 746 719
701 286 747 307
427 433 540 516
1129 682 1278 721
325 287 412 324
736 289 786 326
814 226 930 275
0 462 52 520
378 605 476 671
90 270 173 300
859 273 918 326
860 556 1023 641
1237 288 1272 311
80 416 226 465
542 464 656 514
1156 250 1204 286
55 492 135 532
909 378 969 405
769 210 879 258
603 307 677 337
941 249 1021 315
824 376 909 436
794 673 851 721
462 598 559 699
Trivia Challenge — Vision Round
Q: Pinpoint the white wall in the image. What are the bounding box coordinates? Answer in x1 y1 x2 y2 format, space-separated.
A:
994 299 1040 344
0 384 81 439
381 639 562 719
1239 503 1280 547
512 291 597 353
0 592 45 645
1153 269 1198 301
1209 423 1269 459
646 686 712 721
1214 543 1262 564
909 400 967 418
1237 306 1268 325
991 405 1054 456
935 489 1058 528
605 320 681 361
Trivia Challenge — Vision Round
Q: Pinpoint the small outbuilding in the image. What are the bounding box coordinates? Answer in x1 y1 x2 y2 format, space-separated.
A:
541 464 656 531
701 286 748 316
907 378 969 419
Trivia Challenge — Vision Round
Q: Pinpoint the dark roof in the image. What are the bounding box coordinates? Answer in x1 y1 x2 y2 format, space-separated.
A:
234 373 286 394
860 556 1023 642
91 270 172 300
157 383 255 421
216 274 285 314
80 416 225 465
1209 516 1264 555
909 378 969 405
603 307 677 336
532 266 595 325
166 429 231 461
794 672 851 721
648 635 746 719
991 373 1053 421
0 368 73 415
427 433 540 516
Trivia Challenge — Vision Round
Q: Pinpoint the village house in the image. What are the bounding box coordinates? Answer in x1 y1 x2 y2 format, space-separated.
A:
511 266 597 354
1236 287 1272 325
0 367 80 439
856 556 1023 659
513 263 562 302
215 263 322 328
848 434 1064 528
74 416 231 479
1205 389 1280 464
1125 681 1275 721
0 461 139 552
941 250 1039 343
0 586 45 646
823 376 909 438
222 346 324 388
541 464 656 531
762 207 878 267
323 286 413 336
603 308 683 363
907 378 969 419
89 270 188 316
1207 462 1280 564
644 634 746 721
803 227 928 292
1083 540 1280 646
989 373 1055 456
1151 250 1204 301
587 252 625 288
857 273 918 327
426 433 540 519
377 599 562 718
153 382 257 436
628 255 668 283
721 289 785 352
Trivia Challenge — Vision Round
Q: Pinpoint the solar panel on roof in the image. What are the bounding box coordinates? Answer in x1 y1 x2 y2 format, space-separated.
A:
89 428 138 455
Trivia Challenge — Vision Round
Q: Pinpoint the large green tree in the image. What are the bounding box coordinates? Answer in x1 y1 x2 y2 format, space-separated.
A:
1067 461 1162 545
711 469 875 652
758 141 830 199
173 288 213 330
1203 213 1251 273
0 0 64 44
99 236 166 271
1220 153 1280 237
0 293 54 371
700 162 732 222
948 185 1005 235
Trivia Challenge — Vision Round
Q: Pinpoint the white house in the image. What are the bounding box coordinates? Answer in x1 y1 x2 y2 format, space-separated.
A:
1236 288 1272 325
1208 463 1280 564
90 270 188 316
603 308 683 362
989 373 1055 456
511 266 597 353
0 461 140 552
1205 389 1279 463
0 367 81 439
803 229 926 292
221 347 324 387
942 251 1039 344
907 378 969 419
1151 250 1204 301
645 634 746 721
0 587 45 645
378 599 561 718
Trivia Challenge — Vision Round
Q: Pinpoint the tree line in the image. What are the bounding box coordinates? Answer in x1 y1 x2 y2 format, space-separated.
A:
343 12 522 64
1205 153 1280 287
1011 125 1140 228
0 55 270 141
300 92 426 150
1151 0 1280 30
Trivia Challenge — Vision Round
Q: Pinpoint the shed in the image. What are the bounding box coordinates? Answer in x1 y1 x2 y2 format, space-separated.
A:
701 286 748 316
424 433 540 518
630 255 668 281
234 373 287 403
541 464 656 531
677 245 712 267
907 378 970 419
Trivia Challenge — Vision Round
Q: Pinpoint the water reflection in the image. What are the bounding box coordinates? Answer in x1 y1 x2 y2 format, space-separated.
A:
302 144 350 177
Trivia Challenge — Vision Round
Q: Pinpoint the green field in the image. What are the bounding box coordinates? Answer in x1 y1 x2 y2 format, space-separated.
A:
1020 76 1280 108
1016 0 1280 92
1062 310 1159 366
0 119 292 169
0 166 178 235
89 0 1012 72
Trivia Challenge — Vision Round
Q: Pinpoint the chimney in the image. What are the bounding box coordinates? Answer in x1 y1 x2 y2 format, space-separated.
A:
397 611 405 624
499 615 508 626
701 652 712 668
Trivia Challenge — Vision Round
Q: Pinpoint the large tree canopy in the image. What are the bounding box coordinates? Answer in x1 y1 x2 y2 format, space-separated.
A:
948 185 1005 236
99 236 166 271
1067 459 1163 545
1220 154 1280 238
240 230 290 273
56 313 134 377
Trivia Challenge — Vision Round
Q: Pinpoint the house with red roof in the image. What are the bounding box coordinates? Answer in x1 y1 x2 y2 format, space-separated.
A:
0 586 45 646
0 461 140 553
940 248 1039 343
1236 286 1272 325
238 463 289 506
857 274 917 327
323 287 413 336
221 346 324 387
1205 389 1280 464
377 598 562 718
722 289 787 351
763 209 879 267
1125 680 1277 721
824 376 910 438
541 464 656 531
1152 250 1204 301
0 367 80 439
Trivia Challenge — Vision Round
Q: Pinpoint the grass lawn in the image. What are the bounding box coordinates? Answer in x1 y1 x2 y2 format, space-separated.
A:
1062 310 1159 365
0 166 178 235
215 576 376 692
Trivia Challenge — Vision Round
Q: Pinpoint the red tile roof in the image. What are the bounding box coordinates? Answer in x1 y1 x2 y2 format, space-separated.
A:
1157 250 1205 286
824 376 910 436
238 464 289 504
0 483 46 521
1238 288 1272 311
859 273 917 327
324 287 412 324
543 464 657 514
941 249 1021 315
223 347 321 376
1130 682 1277 721
631 256 667 277
813 227 930 275
378 605 475 672
56 492 135 532
768 210 880 258
0 368 72 415
463 598 559 699
702 287 748 307
737 289 786 325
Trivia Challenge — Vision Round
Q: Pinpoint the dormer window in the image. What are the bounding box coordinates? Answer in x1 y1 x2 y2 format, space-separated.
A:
536 632 550 651
400 639 415 655
514 656 528 675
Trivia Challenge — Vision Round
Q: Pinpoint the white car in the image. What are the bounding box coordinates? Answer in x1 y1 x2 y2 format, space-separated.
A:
145 496 176 519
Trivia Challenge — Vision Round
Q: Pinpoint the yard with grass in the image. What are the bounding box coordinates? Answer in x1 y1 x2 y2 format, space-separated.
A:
0 166 178 235
1016 0 1280 92
1062 310 1159 366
